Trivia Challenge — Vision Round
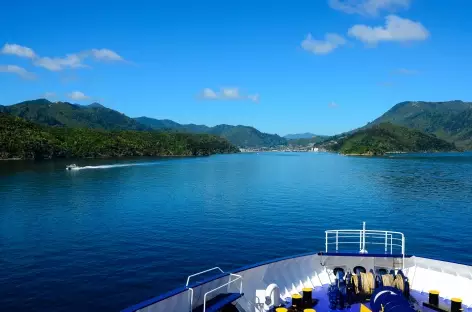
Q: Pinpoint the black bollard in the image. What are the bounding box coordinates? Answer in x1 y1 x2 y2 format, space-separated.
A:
451 298 462 312
302 288 313 308
428 290 439 306
292 294 302 310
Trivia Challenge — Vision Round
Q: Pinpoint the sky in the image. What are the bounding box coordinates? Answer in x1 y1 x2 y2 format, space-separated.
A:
1 0 472 136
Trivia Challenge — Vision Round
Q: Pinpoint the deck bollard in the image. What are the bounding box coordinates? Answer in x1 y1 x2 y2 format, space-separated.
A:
451 298 462 312
428 290 439 306
291 294 302 310
302 288 313 308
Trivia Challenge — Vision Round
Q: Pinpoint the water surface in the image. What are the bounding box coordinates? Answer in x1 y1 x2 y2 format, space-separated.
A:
1 153 471 311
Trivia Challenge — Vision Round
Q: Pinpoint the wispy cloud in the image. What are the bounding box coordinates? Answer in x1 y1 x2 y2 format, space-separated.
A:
329 0 410 16
301 33 346 55
1 43 125 72
90 49 123 61
200 87 260 103
328 101 339 108
1 43 37 58
67 91 89 101
348 15 429 45
0 65 36 79
394 68 419 75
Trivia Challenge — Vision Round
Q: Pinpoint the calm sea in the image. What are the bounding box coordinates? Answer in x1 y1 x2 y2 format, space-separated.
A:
1 152 471 311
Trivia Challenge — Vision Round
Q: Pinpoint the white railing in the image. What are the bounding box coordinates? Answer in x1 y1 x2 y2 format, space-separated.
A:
187 267 225 312
202 273 243 312
186 267 224 287
325 222 405 268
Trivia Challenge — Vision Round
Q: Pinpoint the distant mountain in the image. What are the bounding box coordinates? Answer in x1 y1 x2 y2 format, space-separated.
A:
368 100 472 149
327 123 457 156
0 99 148 131
135 117 286 148
284 132 317 139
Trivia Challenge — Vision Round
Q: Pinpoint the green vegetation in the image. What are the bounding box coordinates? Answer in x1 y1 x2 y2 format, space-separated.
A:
0 99 287 148
0 113 239 160
368 100 472 149
0 99 148 130
327 123 457 156
136 117 287 148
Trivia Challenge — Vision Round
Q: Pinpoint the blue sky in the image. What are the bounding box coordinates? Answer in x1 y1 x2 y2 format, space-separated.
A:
1 0 471 135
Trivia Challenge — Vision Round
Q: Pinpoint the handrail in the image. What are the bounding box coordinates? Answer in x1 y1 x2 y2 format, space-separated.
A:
186 267 224 287
325 222 405 268
202 273 243 312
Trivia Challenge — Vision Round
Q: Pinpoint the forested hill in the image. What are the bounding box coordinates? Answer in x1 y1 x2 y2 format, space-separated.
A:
135 117 287 147
0 99 148 130
327 123 457 156
0 113 239 160
368 100 472 149
0 99 286 148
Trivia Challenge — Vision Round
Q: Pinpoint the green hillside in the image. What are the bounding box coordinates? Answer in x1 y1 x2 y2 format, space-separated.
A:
0 113 239 160
369 100 472 149
0 99 148 130
328 123 457 156
135 117 287 148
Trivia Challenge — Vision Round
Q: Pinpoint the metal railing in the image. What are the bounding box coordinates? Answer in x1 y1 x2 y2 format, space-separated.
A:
186 267 224 287
325 222 405 268
202 273 243 312
187 267 225 312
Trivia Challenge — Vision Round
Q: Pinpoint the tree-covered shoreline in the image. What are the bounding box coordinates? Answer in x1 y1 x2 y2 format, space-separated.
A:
0 113 239 160
322 123 458 156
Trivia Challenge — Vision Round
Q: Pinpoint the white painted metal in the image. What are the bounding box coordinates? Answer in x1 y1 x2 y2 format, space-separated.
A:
186 267 224 287
325 223 405 263
262 283 280 311
130 225 472 312
202 273 242 312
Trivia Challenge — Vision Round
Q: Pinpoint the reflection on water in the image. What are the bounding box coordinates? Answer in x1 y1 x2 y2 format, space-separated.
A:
0 152 471 311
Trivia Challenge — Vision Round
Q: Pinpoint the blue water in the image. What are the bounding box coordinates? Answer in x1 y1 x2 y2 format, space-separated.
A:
1 153 471 311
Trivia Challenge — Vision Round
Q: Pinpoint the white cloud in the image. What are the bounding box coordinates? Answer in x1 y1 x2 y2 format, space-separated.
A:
329 0 410 16
90 49 123 61
200 87 259 103
0 65 36 79
394 68 419 75
1 43 37 58
301 33 346 55
202 88 218 99
1 43 124 71
348 15 429 44
67 91 89 101
34 54 86 71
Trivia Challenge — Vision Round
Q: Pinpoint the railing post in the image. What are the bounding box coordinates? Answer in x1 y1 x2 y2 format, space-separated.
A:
402 235 405 269
336 231 338 252
390 235 393 254
362 222 366 252
325 231 328 252
359 230 362 251
384 232 388 254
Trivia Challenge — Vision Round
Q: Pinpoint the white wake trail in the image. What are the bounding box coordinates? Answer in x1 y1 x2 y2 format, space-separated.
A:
69 162 159 171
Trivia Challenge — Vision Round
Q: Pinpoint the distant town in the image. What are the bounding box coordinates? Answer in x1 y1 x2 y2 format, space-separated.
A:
240 145 327 153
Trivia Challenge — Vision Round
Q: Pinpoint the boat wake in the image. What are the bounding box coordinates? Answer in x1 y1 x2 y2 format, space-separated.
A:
69 162 159 171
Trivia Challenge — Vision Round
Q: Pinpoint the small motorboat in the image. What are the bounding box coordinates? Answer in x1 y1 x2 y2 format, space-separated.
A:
66 164 78 170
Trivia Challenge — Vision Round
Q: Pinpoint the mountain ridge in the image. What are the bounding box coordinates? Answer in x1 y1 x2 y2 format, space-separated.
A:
368 100 472 149
1 99 287 148
134 116 287 148
326 122 458 155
